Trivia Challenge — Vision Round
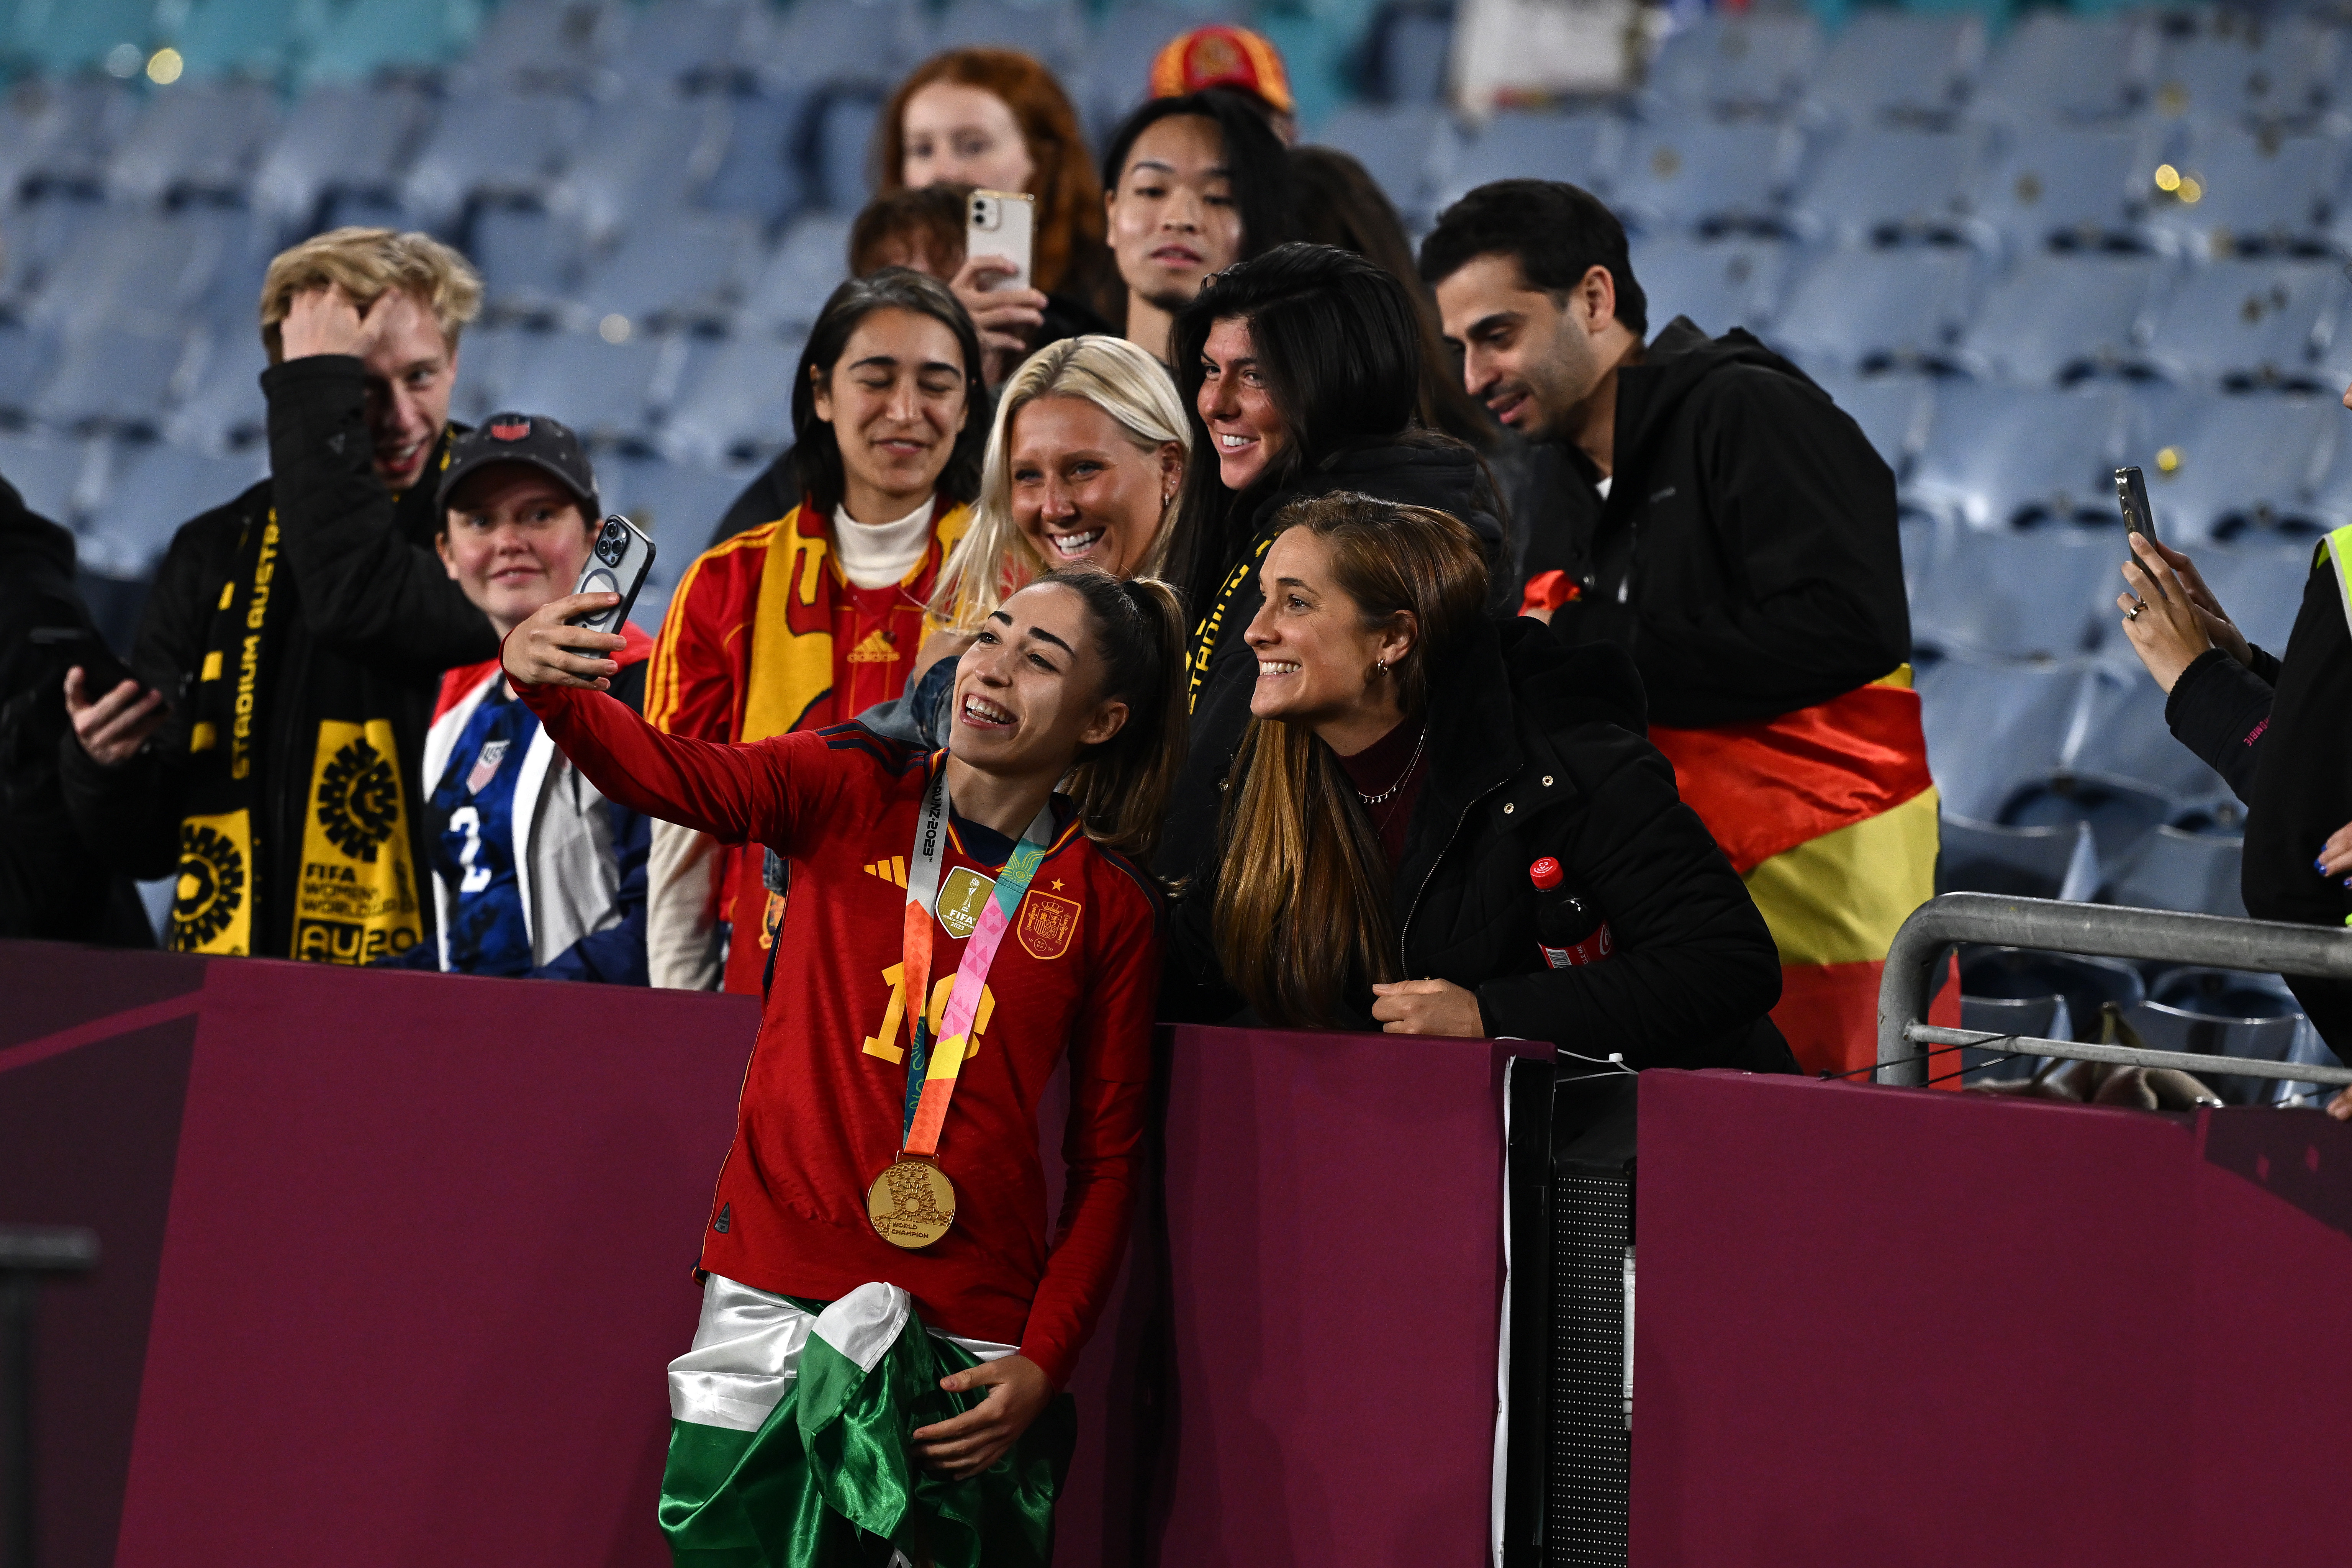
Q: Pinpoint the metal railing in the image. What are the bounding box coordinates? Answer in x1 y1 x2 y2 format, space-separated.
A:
1874 893 2352 1091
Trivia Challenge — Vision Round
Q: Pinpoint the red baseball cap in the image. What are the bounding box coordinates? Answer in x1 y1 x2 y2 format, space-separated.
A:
1149 24 1295 116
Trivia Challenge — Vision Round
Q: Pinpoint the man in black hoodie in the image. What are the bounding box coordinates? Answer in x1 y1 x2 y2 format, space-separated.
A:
1422 181 1935 1076
58 228 497 964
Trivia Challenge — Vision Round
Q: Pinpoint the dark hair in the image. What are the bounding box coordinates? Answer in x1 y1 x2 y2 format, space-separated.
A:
848 184 970 279
1101 88 1293 268
1211 494 1490 1027
789 269 988 517
1417 178 1648 338
1289 146 1493 452
877 49 1106 296
1029 569 1190 863
1164 242 1425 612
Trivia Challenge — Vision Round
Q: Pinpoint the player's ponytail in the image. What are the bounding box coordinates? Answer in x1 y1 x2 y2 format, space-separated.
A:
1040 568 1189 865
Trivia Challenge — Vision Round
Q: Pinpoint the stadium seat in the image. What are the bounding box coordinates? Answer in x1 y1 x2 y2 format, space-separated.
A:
1769 246 1976 376
2184 541 2319 651
1437 113 1619 208
1968 120 2162 256
400 95 586 233
2144 122 2349 261
1364 2 1454 107
471 208 582 322
811 87 886 214
2128 973 2303 1106
601 452 768 603
1789 126 1987 249
30 326 201 437
547 98 734 246
1958 947 2146 1034
1953 252 2163 385
250 84 434 235
1316 105 1452 223
300 0 475 85
1625 234 1793 339
2106 824 2245 918
170 0 312 79
610 0 771 94
2139 257 2343 390
1918 527 2121 662
492 329 667 447
1968 11 2155 124
1609 118 1803 236
754 0 925 90
2149 15 2336 124
1642 12 1820 118
457 0 622 94
1915 654 2095 819
932 0 1088 72
0 319 62 423
698 91 811 227
1939 814 2098 901
574 212 762 334
105 80 280 207
79 440 270 579
737 215 854 336
1081 3 1238 137
2074 664 2230 804
660 333 807 467
445 325 531 429
24 209 233 340
2117 388 2334 543
1999 770 2172 874
5 0 154 75
0 434 99 526
161 335 268 457
1808 10 1984 127
1898 508 1945 603
1805 369 1928 478
1956 991 2061 1079
1906 382 2130 530
0 77 141 198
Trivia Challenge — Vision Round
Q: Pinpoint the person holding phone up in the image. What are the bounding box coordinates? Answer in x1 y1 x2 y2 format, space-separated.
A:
380 413 655 982
500 565 1186 1564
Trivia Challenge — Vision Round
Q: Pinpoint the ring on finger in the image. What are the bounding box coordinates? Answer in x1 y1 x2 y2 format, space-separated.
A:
2124 600 2145 621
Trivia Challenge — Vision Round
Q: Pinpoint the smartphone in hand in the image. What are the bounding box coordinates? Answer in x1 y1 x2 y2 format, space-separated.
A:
2114 466 2157 542
31 624 143 703
966 189 1036 293
569 515 656 634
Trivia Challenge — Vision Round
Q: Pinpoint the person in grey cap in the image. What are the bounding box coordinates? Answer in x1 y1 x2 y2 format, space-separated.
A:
390 411 654 983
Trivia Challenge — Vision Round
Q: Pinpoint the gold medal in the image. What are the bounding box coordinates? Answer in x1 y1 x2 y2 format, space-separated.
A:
866 1156 957 1249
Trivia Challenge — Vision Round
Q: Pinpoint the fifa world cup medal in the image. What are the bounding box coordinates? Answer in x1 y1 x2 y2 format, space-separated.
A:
867 1155 957 1249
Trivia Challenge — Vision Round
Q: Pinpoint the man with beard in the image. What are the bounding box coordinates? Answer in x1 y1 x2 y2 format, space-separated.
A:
59 228 495 963
1422 180 1939 1076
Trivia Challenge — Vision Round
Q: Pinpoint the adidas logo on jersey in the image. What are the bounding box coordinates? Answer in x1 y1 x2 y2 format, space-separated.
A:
846 629 900 664
864 856 909 888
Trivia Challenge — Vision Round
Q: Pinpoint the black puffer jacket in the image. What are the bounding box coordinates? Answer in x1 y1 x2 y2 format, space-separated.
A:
1161 432 1507 885
1165 617 1795 1070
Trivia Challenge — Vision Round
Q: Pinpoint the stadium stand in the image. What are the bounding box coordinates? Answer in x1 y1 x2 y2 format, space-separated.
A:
0 0 2348 1072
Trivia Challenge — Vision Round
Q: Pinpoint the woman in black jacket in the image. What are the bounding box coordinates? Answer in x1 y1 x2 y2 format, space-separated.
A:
1161 492 1792 1071
1159 242 1508 886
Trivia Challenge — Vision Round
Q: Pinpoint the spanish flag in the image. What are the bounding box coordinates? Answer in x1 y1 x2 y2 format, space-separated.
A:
1650 667 1950 1076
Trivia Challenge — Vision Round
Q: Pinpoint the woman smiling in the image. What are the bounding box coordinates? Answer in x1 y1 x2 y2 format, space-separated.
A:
644 270 987 993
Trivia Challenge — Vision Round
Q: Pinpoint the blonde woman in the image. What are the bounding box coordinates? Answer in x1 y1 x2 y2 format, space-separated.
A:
859 333 1187 757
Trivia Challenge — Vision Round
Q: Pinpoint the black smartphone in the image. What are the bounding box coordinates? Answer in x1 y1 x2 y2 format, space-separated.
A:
2114 465 2157 542
28 624 139 699
569 515 657 634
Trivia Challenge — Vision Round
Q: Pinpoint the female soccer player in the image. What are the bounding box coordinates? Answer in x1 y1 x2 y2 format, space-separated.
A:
503 566 1186 1564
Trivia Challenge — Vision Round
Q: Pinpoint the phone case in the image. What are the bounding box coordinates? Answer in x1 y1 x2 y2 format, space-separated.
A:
571 516 657 634
2113 467 2156 541
967 188 1035 294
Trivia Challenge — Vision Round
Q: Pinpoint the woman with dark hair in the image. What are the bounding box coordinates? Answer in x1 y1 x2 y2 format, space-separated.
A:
1100 88 1291 363
881 48 1117 382
643 269 987 993
1155 241 1507 885
501 564 1188 1562
1163 492 1791 1073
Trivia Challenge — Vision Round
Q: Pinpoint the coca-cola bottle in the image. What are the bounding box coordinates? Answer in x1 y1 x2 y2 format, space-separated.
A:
1530 857 1613 968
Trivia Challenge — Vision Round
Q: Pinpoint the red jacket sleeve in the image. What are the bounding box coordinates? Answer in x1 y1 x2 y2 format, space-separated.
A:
517 677 846 860
645 532 763 740
1016 865 1161 1387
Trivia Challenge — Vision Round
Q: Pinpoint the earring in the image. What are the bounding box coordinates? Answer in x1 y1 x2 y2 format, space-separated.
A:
1370 658 1388 678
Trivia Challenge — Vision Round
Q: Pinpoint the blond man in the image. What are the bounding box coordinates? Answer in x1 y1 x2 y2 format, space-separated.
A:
59 227 498 964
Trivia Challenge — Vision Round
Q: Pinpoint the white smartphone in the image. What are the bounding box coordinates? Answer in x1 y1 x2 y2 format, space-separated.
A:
570 514 657 634
966 188 1035 293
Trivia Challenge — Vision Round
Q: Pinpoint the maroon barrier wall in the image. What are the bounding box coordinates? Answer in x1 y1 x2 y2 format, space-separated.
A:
1632 1072 2352 1568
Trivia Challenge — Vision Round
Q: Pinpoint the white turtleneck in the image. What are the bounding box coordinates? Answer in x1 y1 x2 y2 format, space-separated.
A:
833 500 934 589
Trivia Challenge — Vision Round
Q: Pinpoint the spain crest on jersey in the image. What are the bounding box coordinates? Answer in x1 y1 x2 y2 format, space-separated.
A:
1017 890 1079 960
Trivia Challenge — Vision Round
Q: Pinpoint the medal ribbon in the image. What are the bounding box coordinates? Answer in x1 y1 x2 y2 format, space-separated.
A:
891 755 1056 1155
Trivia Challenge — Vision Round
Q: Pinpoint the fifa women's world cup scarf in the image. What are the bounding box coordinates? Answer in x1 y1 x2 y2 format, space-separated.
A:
166 504 424 962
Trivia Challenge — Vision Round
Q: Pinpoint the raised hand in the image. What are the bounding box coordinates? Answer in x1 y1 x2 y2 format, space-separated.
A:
502 594 627 690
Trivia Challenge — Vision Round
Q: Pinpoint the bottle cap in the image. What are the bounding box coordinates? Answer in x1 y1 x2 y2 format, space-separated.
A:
1529 856 1563 891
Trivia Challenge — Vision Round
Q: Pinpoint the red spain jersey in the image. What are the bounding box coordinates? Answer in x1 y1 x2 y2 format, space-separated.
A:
518 681 1160 1388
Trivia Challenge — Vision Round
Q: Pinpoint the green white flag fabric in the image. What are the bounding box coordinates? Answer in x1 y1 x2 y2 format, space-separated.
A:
660 1277 1073 1566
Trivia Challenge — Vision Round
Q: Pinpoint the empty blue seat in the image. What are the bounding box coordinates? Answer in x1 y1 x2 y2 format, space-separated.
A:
699 91 811 226
1969 12 2154 124
1915 654 2094 819
495 329 666 447
2141 258 2343 390
754 0 924 91
932 0 1086 72
81 441 270 578
301 0 475 84
611 0 770 94
251 84 434 233
2107 825 2245 918
575 211 761 332
1918 527 2120 661
1954 253 2162 385
2075 665 2229 804
1808 11 1984 126
7 0 155 74
1969 120 2162 255
1316 105 1451 222
1769 247 1975 375
0 434 97 525
162 335 269 456
32 326 200 437
445 325 532 429
1959 948 2146 1034
738 216 855 336
1805 370 1928 477
2150 17 2335 124
1438 113 1618 208
1939 814 2097 902
811 87 885 214
458 0 622 93
2144 123 2349 261
171 0 312 78
472 208 581 321
26 209 234 339
1907 382 2128 530
1789 126 1985 248
2128 972 2303 1106
401 95 586 232
660 331 808 467
2000 772 2172 873
1610 118 1802 236
602 454 770 613
2183 541 2318 651
549 98 733 246
2118 389 2334 544
1625 235 1793 338
106 80 281 207
1 77 141 197
1643 13 1820 118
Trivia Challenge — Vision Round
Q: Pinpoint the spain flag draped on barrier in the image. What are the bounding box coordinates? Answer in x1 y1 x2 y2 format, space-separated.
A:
1649 667 1955 1077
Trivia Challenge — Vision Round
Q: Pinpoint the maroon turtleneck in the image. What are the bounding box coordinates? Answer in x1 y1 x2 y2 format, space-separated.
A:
1335 716 1431 870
